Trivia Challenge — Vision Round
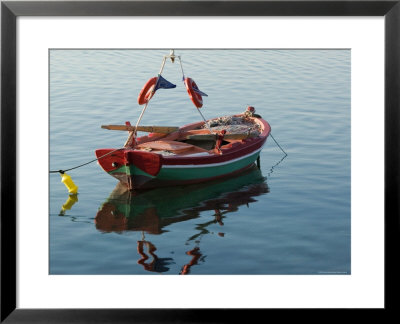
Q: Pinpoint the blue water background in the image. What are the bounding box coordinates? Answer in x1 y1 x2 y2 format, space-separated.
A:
49 49 350 275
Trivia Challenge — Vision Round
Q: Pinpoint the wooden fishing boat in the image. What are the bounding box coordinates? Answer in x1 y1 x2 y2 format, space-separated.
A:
95 50 271 190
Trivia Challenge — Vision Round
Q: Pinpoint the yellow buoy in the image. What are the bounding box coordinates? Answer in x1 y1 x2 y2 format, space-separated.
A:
60 172 78 194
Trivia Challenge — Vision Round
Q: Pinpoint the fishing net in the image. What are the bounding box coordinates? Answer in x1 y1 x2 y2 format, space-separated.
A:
203 116 261 135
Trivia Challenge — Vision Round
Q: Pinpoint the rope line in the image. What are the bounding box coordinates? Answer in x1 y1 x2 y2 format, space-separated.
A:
49 147 124 174
270 133 287 156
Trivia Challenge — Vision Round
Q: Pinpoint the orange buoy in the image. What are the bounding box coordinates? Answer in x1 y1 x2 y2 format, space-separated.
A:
184 77 203 108
138 77 157 105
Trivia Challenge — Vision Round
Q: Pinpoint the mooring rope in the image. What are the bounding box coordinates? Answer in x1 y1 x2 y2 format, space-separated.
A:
49 147 124 174
270 133 287 156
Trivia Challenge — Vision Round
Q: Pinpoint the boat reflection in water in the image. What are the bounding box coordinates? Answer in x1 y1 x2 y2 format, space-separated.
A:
95 165 269 274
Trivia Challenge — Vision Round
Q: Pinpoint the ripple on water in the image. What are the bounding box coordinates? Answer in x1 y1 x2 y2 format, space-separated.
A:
49 49 351 275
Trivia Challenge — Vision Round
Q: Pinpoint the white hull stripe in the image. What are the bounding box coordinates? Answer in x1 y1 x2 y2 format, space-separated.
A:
162 147 263 169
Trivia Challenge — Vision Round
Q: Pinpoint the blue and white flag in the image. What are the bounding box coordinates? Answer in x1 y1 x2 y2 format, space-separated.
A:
155 75 176 91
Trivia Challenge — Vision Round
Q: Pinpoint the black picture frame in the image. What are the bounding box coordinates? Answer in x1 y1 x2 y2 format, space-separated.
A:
1 0 399 322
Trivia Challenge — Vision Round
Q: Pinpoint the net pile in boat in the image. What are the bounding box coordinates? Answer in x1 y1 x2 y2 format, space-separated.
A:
203 116 261 135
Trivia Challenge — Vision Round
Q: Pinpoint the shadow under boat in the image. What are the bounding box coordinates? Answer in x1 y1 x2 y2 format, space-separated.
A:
95 165 269 234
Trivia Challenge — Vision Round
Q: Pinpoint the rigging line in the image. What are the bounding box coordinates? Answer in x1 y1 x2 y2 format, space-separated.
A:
270 133 287 156
197 108 212 133
177 55 211 133
133 101 150 138
49 147 124 174
178 56 185 79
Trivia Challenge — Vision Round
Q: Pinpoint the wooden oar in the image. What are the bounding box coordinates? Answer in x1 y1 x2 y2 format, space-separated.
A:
186 133 258 141
101 125 179 134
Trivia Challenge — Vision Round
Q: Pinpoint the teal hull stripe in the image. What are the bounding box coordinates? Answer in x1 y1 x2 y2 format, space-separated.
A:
109 149 262 181
157 150 260 180
162 147 263 169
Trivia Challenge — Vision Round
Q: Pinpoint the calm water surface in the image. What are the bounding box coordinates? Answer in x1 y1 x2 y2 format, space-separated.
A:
49 49 350 275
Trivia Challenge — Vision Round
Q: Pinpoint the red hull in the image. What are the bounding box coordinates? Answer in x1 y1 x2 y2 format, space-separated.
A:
96 115 270 190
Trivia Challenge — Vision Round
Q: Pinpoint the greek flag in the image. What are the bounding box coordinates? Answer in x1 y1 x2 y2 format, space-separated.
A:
155 75 176 91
